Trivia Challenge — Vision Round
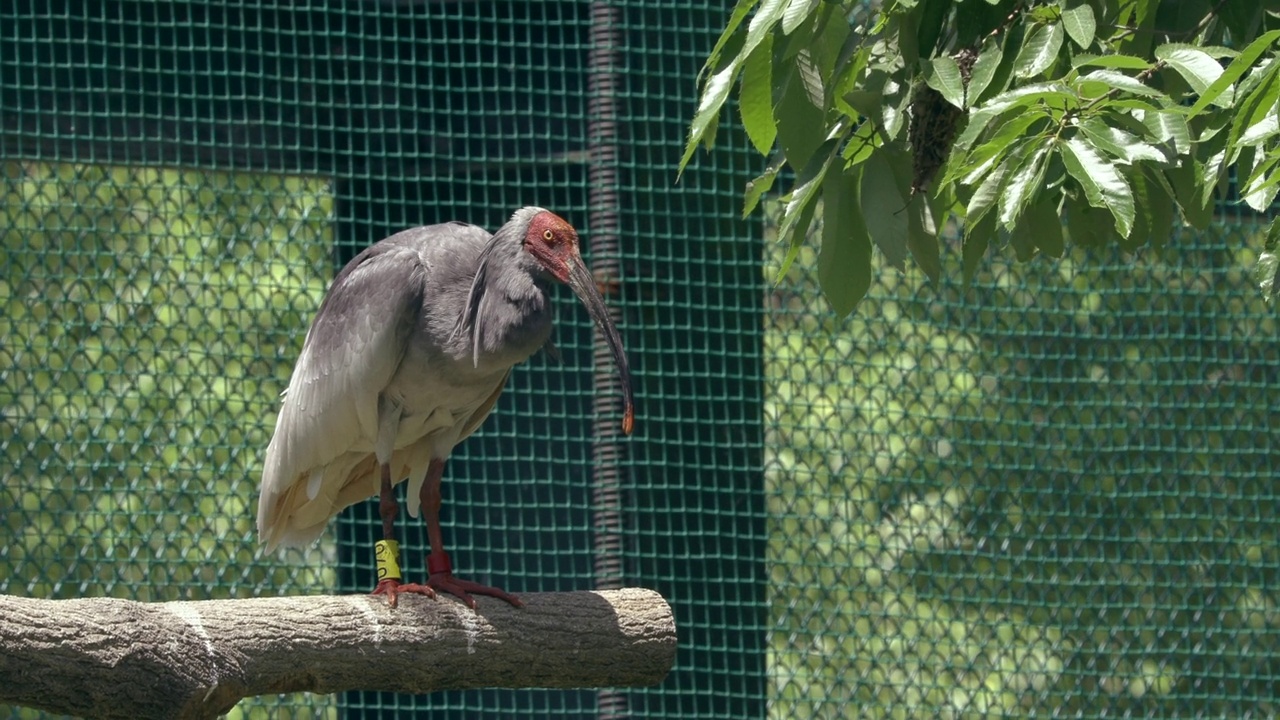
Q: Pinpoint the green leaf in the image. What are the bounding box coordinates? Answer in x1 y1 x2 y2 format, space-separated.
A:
1064 194 1121 247
907 194 942 283
1078 117 1172 166
793 49 825 109
1072 54 1152 70
701 0 760 78
842 120 880 165
925 56 967 109
962 211 994 282
1188 30 1280 114
953 102 1042 161
860 149 910 269
916 0 951 59
999 138 1052 230
680 63 738 173
1073 69 1164 98
965 41 1004 106
1060 1 1096 50
1029 192 1064 256
1141 109 1191 155
1127 168 1176 249
777 139 839 247
1255 217 1280 301
1060 135 1135 236
965 149 1015 222
1155 44 1226 101
781 0 819 34
774 60 828 170
774 198 818 283
744 163 781 217
982 81 1075 114
1227 60 1280 156
1014 21 1064 79
971 20 1025 104
745 0 789 53
817 167 872 316
738 35 776 156
1165 161 1212 229
1242 154 1280 212
1140 167 1176 248
1239 113 1280 147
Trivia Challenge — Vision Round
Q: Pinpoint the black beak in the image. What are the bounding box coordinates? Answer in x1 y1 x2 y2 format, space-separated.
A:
566 256 635 435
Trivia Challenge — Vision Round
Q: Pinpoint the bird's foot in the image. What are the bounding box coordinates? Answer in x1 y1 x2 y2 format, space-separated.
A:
427 553 523 609
370 578 437 608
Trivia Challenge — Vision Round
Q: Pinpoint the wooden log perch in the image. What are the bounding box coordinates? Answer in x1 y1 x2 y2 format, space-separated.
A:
0 588 675 720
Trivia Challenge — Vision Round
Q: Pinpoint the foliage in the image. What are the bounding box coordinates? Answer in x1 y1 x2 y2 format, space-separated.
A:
0 161 337 719
764 204 1280 718
683 0 1280 314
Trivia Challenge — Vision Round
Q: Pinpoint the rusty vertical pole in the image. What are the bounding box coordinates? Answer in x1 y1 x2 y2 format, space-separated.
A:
587 2 628 719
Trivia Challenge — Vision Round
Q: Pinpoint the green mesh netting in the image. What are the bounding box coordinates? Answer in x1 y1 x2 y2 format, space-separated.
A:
766 210 1280 718
3 2 1278 720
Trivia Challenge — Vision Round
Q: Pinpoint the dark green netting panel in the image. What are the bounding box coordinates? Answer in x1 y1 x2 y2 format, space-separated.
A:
766 213 1280 718
3 2 1279 720
2 1 763 719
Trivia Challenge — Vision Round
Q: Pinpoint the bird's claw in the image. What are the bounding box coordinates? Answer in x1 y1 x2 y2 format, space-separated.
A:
427 573 524 610
371 578 437 608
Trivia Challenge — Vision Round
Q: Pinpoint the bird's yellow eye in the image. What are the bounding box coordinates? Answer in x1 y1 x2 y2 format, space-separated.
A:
543 229 555 242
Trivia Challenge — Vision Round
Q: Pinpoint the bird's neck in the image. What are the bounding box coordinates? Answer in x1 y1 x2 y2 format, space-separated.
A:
470 269 553 370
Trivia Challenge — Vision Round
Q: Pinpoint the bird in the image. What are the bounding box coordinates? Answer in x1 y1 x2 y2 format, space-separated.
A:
256 207 634 609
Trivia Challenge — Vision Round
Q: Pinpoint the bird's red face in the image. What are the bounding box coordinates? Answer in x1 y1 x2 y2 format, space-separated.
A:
523 211 581 283
521 209 634 435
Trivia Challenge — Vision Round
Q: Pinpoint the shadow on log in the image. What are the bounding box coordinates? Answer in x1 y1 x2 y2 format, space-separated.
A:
0 588 675 720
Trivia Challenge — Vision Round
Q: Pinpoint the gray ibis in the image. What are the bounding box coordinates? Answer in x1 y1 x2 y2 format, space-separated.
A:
257 207 634 608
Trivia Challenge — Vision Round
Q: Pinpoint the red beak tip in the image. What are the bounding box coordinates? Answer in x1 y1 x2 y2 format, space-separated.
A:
622 410 635 436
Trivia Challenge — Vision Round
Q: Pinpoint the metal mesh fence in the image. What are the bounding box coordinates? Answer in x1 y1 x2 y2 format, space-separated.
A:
765 212 1280 718
2 2 1278 720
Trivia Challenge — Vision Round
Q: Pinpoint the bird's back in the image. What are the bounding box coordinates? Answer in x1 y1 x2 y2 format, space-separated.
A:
257 219 550 551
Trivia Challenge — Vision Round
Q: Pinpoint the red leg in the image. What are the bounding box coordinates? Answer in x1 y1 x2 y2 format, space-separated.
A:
421 458 523 609
370 462 436 607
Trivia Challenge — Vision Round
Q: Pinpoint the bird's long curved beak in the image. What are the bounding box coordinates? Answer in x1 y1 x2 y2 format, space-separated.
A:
566 256 635 435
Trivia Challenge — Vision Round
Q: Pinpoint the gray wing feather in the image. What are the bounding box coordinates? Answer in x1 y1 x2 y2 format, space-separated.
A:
257 241 426 548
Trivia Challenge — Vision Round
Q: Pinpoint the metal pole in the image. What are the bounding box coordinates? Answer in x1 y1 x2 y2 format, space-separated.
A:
587 2 629 719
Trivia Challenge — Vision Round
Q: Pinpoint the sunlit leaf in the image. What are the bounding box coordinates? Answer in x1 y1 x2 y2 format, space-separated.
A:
680 63 738 173
1014 22 1064 79
781 0 819 34
739 35 776 156
1255 217 1280 301
907 193 942 283
999 138 1052 229
1072 53 1152 70
1189 29 1280 114
1078 117 1172 166
1073 69 1164 98
744 163 781 217
1061 1 1096 50
925 55 966 109
1155 44 1226 101
965 41 1004 106
1060 135 1135 236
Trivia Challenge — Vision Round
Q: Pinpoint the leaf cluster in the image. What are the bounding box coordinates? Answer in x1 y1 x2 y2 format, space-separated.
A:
683 0 1280 315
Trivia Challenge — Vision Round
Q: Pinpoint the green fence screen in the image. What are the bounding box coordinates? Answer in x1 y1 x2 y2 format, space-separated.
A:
2 2 1278 720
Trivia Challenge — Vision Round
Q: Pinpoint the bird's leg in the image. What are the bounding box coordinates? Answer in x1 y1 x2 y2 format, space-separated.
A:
421 458 524 609
370 461 436 607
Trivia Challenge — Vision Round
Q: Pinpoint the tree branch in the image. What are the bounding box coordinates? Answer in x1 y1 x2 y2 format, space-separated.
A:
0 588 675 720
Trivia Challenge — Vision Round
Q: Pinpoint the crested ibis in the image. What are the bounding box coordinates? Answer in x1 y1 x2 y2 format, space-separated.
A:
257 207 634 608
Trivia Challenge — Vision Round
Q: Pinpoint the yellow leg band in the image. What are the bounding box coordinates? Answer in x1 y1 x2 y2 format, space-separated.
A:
375 539 402 582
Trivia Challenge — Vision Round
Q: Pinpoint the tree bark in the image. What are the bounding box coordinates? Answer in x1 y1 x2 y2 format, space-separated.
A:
0 588 675 720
